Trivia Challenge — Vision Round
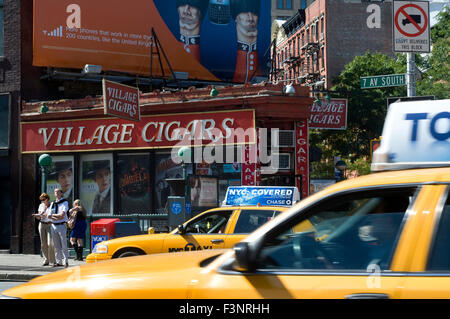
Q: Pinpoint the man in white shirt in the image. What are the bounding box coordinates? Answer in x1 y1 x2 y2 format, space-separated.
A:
49 188 70 268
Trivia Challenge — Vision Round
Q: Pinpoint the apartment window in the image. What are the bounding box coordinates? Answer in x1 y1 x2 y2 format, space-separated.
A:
311 24 315 42
0 0 4 56
278 0 292 10
286 0 292 9
316 21 319 40
320 16 324 39
306 28 310 43
321 47 325 69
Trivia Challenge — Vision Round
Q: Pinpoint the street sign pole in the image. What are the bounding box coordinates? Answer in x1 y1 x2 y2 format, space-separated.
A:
407 52 416 97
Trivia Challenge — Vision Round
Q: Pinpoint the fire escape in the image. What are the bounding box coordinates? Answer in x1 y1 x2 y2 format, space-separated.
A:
298 38 321 86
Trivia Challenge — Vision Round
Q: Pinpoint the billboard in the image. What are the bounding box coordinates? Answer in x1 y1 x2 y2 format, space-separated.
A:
33 0 271 83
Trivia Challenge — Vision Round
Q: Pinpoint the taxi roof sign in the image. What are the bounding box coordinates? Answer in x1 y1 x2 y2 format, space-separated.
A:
223 186 300 207
371 99 450 172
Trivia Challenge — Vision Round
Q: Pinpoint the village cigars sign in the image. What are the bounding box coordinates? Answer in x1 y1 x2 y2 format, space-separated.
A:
308 99 348 130
21 109 255 153
103 79 140 122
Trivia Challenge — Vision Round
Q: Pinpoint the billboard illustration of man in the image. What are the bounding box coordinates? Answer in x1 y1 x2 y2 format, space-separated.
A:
231 0 261 83
177 0 209 62
88 160 111 215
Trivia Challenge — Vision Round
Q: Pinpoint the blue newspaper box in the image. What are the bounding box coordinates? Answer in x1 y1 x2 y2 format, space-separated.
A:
114 221 142 238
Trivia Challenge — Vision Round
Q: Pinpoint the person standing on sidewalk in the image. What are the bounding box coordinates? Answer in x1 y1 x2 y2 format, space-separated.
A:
49 188 70 268
69 199 87 261
32 193 56 266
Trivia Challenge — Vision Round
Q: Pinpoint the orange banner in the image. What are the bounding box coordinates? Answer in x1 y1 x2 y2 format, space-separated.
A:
33 0 219 81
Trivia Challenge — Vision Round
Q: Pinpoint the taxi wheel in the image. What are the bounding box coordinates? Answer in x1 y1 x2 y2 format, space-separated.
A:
115 249 145 259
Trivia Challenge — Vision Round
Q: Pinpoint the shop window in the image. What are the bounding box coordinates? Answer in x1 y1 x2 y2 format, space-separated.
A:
117 153 152 215
0 94 9 149
155 153 192 214
80 154 113 216
46 156 74 204
189 176 218 208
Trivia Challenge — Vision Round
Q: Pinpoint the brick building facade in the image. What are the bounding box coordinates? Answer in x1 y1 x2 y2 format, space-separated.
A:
272 0 394 91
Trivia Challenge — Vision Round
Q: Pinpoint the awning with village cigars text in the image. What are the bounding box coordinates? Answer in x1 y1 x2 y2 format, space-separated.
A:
21 109 255 153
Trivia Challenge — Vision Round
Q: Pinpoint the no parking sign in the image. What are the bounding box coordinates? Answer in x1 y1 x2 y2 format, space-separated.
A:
393 1 430 53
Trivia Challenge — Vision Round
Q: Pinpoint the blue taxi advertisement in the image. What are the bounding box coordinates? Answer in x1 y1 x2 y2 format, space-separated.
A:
224 186 299 207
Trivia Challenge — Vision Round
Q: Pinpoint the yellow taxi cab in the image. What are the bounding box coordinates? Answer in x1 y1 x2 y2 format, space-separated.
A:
3 98 450 299
85 186 299 263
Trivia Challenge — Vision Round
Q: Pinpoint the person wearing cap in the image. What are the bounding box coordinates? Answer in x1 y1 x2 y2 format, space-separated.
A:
176 0 209 62
32 193 56 266
50 161 73 202
49 188 70 268
90 161 111 215
231 0 261 83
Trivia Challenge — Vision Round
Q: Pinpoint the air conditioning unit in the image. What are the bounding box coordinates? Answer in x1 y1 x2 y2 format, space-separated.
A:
272 130 295 147
261 153 291 173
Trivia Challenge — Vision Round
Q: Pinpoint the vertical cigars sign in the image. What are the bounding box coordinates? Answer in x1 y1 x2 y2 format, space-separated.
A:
103 79 140 122
295 120 309 199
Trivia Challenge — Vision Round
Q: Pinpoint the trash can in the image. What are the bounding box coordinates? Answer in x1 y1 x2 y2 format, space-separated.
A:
91 218 120 251
114 221 142 238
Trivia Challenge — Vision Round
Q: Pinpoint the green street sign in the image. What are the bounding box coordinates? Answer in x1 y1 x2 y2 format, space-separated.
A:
360 74 406 89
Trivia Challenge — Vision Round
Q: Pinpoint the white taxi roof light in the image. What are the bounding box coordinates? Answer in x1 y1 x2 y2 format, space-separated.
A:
222 186 300 207
371 99 450 172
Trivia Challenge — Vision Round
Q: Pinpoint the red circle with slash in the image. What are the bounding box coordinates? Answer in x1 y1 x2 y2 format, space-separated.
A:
395 3 428 37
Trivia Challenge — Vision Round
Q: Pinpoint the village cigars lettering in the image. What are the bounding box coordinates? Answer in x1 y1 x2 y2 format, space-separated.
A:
103 79 140 121
21 109 255 153
308 99 348 130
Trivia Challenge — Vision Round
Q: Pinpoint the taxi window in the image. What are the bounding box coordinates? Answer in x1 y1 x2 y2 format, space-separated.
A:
184 211 233 234
234 210 281 234
257 187 416 271
427 193 450 271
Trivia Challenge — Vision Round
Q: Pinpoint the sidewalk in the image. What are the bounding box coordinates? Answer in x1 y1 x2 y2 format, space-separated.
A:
0 252 86 281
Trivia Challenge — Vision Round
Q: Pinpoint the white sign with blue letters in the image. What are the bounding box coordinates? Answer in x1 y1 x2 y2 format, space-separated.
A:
372 99 450 171
223 186 300 207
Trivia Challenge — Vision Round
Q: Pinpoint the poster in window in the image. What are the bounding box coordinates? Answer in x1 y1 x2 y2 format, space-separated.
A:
46 155 74 204
190 176 217 207
80 154 113 216
117 153 151 214
155 153 192 214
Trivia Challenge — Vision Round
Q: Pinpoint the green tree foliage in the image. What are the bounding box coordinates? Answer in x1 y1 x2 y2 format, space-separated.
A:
310 52 406 163
417 6 449 99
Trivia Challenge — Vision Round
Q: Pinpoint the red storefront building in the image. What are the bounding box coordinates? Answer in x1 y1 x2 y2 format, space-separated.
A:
19 83 312 252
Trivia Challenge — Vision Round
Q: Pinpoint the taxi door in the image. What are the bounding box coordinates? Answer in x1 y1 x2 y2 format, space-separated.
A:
397 185 450 298
162 209 236 253
193 186 420 299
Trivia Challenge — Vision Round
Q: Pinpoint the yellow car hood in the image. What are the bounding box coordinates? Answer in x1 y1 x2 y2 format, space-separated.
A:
3 249 227 299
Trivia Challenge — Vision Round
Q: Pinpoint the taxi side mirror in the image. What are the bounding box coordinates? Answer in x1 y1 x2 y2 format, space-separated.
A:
147 227 155 234
178 224 185 234
233 242 256 272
